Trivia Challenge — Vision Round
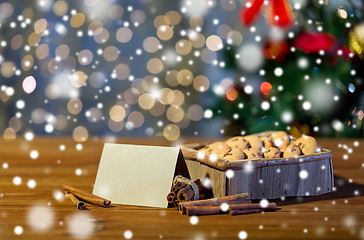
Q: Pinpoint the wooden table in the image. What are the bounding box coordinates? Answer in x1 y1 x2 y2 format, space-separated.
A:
0 138 363 239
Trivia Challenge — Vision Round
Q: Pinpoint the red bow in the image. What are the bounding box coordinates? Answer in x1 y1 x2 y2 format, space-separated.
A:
294 32 336 53
240 0 294 27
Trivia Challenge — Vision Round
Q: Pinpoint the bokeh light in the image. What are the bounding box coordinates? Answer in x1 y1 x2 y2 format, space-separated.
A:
110 105 126 122
67 213 94 238
72 126 89 142
0 0 360 143
23 76 37 94
260 82 272 95
27 205 54 232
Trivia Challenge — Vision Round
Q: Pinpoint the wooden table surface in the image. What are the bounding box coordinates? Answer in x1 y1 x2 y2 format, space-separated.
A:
0 137 363 239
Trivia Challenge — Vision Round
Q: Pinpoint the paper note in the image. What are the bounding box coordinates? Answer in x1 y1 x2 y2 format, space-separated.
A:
93 143 189 208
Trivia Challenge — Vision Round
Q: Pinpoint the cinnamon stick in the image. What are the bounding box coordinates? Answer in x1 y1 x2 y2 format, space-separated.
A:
172 186 178 193
185 204 269 216
229 203 277 211
194 179 204 192
63 184 111 207
185 205 227 216
177 186 195 202
194 179 206 200
176 182 187 190
66 192 88 210
179 193 250 214
198 193 205 200
167 192 176 203
230 209 261 216
184 203 276 216
173 200 180 208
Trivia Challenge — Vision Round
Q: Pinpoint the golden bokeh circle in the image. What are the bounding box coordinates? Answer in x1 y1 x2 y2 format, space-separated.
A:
108 119 124 132
28 32 41 46
167 90 184 106
165 11 181 25
147 58 164 74
55 44 70 60
103 45 119 62
167 106 184 123
193 75 210 92
175 39 192 55
36 44 49 60
153 15 170 28
93 28 109 43
143 37 160 53
138 93 155 110
116 27 133 43
128 111 144 128
123 88 140 105
165 70 179 87
1 61 15 78
22 8 34 20
159 88 172 105
53 1 68 16
157 25 173 41
72 126 89 142
189 31 205 48
67 98 83 115
11 34 23 50
71 71 87 88
114 63 130 80
109 105 126 122
70 13 85 28
163 124 180 141
206 35 223 51
177 69 193 86
108 5 124 19
78 49 93 65
149 102 166 116
3 127 16 140
21 55 34 71
187 104 204 121
34 18 47 33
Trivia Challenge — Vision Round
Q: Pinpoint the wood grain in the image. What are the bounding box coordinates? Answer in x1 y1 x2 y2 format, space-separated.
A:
0 137 363 239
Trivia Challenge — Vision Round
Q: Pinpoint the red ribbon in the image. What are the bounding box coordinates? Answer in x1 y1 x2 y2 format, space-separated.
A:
240 0 293 27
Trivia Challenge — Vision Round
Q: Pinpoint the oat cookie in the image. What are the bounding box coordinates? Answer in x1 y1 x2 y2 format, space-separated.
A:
294 136 318 155
225 136 250 150
283 143 301 158
199 147 213 158
243 148 263 159
224 148 246 161
244 135 264 150
263 147 281 158
270 131 290 148
260 137 273 148
204 142 231 158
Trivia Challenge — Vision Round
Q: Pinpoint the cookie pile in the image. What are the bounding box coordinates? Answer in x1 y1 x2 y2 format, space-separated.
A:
199 131 319 161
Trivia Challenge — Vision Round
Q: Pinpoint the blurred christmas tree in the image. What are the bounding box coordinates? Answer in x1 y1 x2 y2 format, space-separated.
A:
1 0 363 141
212 0 364 138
